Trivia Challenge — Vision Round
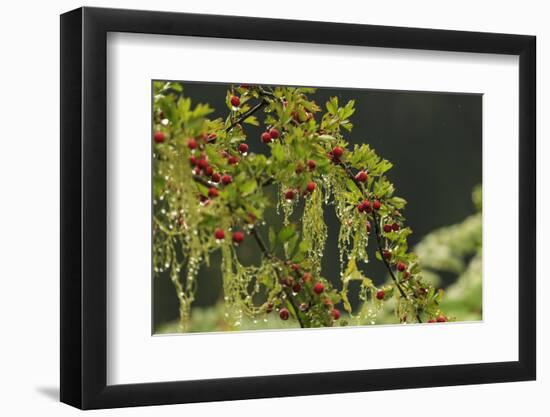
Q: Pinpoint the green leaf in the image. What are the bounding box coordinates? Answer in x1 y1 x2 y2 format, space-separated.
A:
244 116 259 126
271 143 285 162
278 224 296 243
239 179 257 196
287 234 300 256
345 178 362 199
326 96 339 115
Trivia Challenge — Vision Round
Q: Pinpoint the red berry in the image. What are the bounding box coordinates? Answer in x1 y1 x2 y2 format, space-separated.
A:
205 166 214 176
187 137 198 149
331 308 341 320
284 190 295 200
232 231 245 244
238 143 249 154
392 222 400 231
269 128 280 139
194 166 201 175
332 146 344 158
306 182 316 193
383 224 393 233
365 220 371 233
279 308 290 320
221 174 233 185
214 228 225 240
307 160 316 170
397 262 407 272
265 302 274 313
211 173 221 183
357 200 371 213
291 263 300 272
292 283 302 293
208 187 219 198
382 250 392 260
227 156 239 165
355 171 368 182
364 200 372 211
261 132 272 143
376 290 385 300
436 315 447 323
207 133 217 143
302 272 312 283
189 155 197 166
428 319 436 323
313 282 324 295
154 131 165 143
197 159 209 170
373 200 381 210
230 95 240 107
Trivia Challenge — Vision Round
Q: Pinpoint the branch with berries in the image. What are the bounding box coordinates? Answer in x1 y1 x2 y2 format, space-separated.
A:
152 81 448 331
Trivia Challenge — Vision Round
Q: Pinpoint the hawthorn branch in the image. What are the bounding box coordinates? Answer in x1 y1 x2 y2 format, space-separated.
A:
336 160 423 323
372 210 422 323
190 170 305 328
226 99 269 132
250 227 305 328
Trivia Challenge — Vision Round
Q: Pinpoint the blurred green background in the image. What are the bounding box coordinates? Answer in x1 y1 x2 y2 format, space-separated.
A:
153 82 482 333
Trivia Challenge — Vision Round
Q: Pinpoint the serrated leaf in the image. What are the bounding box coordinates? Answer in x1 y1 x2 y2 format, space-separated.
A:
326 96 339 115
244 116 259 126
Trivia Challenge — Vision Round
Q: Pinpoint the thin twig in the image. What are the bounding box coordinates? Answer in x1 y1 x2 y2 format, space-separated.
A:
192 174 215 188
226 99 268 132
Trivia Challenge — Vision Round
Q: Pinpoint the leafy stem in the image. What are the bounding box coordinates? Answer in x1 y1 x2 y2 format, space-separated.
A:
226 99 269 132
337 160 423 323
250 227 306 328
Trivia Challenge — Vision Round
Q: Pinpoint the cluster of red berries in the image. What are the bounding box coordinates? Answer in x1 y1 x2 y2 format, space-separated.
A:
261 128 280 144
383 222 400 233
214 228 245 245
357 199 381 213
428 315 447 323
284 182 316 201
269 264 341 323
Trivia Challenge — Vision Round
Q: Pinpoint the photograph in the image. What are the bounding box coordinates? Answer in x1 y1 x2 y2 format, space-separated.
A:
152 81 482 334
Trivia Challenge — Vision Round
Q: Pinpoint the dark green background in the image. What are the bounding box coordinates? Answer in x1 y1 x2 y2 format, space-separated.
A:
153 82 482 329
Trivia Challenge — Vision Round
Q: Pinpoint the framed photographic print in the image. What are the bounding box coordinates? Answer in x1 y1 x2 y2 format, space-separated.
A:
60 6 536 409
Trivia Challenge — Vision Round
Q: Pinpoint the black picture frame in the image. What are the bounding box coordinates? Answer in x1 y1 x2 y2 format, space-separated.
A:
60 6 536 410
